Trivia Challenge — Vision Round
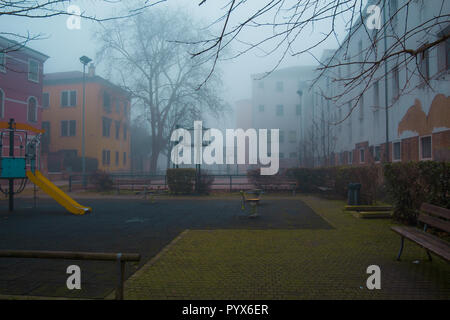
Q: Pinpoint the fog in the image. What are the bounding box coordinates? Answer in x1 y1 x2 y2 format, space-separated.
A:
0 0 346 129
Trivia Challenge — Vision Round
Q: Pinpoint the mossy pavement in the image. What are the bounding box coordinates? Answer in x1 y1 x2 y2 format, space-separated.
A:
115 195 449 300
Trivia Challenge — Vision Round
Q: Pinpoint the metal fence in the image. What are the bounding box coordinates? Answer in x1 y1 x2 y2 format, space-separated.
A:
0 250 140 300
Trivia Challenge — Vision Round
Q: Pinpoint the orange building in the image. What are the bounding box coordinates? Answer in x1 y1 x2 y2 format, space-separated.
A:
42 65 131 172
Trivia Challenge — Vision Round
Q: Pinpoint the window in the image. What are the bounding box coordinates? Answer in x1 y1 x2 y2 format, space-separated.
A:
0 89 4 118
373 81 379 108
69 120 76 136
437 25 450 72
348 151 353 165
374 145 381 162
123 102 128 117
360 148 365 163
102 150 111 166
41 121 50 153
123 124 128 140
419 47 430 81
123 152 127 165
103 92 111 113
296 104 302 116
0 52 5 72
390 0 398 23
115 120 120 140
258 105 265 112
115 100 120 113
115 151 119 166
276 81 284 92
289 152 297 159
42 93 50 108
393 141 401 161
393 67 400 99
279 131 285 143
359 93 364 120
358 40 363 70
61 90 76 107
102 117 112 137
61 120 76 137
27 97 37 122
276 105 284 116
28 59 39 82
288 131 296 143
279 152 285 159
420 136 432 160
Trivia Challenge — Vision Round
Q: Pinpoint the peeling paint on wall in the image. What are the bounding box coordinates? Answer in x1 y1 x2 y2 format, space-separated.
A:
398 94 450 136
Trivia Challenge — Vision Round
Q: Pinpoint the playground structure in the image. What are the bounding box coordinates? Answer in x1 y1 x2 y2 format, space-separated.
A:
0 119 91 214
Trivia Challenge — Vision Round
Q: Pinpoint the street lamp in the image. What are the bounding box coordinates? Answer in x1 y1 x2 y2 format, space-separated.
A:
296 89 303 166
80 55 92 187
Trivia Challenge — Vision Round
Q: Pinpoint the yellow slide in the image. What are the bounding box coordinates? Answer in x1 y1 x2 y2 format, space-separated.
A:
26 170 91 215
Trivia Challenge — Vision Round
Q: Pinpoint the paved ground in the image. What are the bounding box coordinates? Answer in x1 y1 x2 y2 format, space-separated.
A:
120 196 450 300
0 196 329 298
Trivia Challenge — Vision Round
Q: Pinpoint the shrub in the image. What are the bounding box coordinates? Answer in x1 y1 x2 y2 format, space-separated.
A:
166 168 196 194
384 161 450 225
197 170 215 194
89 170 113 191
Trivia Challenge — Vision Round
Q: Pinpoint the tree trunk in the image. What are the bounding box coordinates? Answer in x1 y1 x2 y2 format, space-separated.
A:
149 151 159 174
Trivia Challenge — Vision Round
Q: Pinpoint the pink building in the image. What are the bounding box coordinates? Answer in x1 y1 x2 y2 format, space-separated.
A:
0 36 49 129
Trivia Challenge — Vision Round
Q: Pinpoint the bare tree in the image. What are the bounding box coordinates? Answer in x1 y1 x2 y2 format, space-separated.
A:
95 8 227 173
0 0 165 53
194 0 450 111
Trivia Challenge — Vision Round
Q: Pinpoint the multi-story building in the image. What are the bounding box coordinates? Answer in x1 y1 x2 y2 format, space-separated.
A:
303 0 450 167
0 36 48 140
251 66 316 169
42 65 132 172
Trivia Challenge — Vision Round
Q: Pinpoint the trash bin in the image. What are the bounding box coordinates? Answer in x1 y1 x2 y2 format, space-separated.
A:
347 183 361 205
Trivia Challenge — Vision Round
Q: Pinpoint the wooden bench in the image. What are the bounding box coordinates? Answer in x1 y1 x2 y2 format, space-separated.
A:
391 203 450 262
114 178 151 194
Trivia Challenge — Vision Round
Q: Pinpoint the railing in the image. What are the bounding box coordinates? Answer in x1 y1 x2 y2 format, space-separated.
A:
0 250 141 300
67 173 296 193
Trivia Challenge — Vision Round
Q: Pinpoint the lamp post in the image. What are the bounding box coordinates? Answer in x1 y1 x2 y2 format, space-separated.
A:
79 55 92 187
296 89 303 167
382 0 390 163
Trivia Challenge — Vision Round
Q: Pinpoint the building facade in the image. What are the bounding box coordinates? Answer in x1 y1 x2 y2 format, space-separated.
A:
303 0 450 167
42 65 131 172
0 36 48 134
251 66 316 169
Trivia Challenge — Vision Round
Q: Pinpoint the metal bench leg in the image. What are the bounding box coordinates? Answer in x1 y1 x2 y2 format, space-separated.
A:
426 250 432 262
396 236 404 261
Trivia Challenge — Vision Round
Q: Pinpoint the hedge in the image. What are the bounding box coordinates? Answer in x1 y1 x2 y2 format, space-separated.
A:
166 168 196 194
384 161 450 225
287 165 383 204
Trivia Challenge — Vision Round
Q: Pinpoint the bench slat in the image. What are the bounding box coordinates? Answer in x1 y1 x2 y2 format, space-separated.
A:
391 226 450 261
420 203 450 220
419 213 450 233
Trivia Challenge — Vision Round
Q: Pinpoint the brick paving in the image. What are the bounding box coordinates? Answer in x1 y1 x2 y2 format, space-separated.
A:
120 195 450 300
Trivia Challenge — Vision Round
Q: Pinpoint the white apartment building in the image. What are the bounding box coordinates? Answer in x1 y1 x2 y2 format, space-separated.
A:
303 0 450 167
251 66 316 169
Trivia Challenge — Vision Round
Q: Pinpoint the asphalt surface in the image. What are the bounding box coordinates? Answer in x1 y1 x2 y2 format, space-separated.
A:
0 197 331 298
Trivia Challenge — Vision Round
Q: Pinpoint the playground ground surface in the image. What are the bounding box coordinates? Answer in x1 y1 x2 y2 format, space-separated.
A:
0 194 449 300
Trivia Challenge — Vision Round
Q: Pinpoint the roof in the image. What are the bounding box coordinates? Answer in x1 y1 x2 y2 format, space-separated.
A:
43 71 131 98
252 65 318 80
0 35 49 61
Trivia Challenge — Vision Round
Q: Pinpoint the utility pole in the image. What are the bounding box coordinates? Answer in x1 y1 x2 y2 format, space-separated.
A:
79 56 92 187
383 0 390 163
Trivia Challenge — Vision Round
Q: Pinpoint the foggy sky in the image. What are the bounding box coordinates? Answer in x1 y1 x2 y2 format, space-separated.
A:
0 0 347 128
